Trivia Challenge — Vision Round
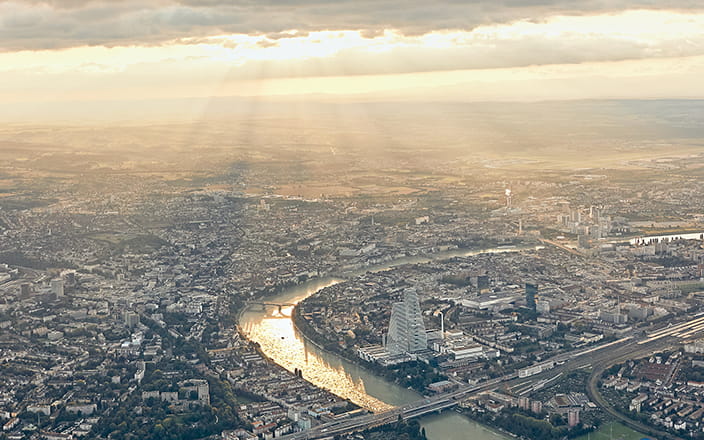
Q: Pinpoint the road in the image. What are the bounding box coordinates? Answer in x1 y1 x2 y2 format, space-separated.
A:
278 313 704 440
279 339 630 440
587 358 682 440
539 238 584 257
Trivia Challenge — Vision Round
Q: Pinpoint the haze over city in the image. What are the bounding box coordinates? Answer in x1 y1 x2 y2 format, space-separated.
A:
4 1 704 118
2 2 704 440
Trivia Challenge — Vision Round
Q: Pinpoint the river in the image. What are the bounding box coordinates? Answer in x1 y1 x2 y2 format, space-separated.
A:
239 247 529 439
630 231 704 245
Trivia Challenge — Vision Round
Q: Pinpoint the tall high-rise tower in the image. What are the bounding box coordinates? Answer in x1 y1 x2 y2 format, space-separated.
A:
387 289 427 355
51 278 64 299
124 311 140 329
19 283 31 298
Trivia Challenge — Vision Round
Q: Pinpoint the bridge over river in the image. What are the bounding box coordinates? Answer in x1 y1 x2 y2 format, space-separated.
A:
248 301 297 313
239 245 703 440
278 323 699 440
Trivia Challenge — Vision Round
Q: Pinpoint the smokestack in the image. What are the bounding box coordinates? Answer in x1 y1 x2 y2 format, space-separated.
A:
439 311 445 339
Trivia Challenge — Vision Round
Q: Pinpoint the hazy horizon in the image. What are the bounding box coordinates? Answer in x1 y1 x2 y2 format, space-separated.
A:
3 4 704 440
5 2 704 123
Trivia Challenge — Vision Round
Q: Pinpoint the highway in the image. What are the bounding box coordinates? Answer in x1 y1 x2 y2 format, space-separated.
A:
279 339 636 440
278 312 704 440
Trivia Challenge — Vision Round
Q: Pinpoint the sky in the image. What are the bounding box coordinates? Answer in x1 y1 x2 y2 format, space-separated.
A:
3 0 704 109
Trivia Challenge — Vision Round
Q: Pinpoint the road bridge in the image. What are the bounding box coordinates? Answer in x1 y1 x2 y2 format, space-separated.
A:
539 238 584 257
277 316 704 440
249 301 297 313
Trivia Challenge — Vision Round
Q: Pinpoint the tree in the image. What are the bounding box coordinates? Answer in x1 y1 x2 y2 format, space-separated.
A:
550 413 565 426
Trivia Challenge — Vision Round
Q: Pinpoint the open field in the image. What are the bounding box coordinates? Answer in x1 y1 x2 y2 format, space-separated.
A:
575 422 650 440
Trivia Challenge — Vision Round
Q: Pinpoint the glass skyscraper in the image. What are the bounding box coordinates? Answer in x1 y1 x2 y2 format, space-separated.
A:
387 288 428 355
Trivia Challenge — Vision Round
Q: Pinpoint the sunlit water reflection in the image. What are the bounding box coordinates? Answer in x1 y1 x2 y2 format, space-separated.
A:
242 302 394 412
239 248 525 438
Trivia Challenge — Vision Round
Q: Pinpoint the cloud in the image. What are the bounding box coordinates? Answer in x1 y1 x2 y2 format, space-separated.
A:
214 31 704 80
5 9 704 80
1 0 704 51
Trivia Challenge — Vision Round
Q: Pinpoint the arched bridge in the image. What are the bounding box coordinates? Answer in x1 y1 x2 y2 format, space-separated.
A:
249 301 297 312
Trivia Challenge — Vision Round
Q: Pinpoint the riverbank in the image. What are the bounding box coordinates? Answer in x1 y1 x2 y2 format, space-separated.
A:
235 309 364 412
241 242 535 378
239 293 509 440
292 300 447 396
459 406 592 440
235 245 539 440
421 410 513 440
290 303 373 372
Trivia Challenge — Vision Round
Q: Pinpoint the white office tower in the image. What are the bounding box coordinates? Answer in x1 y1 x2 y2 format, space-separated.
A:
387 288 427 355
124 311 140 329
51 278 64 298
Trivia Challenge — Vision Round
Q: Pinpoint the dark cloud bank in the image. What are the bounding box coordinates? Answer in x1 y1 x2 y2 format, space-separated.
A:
1 0 703 50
